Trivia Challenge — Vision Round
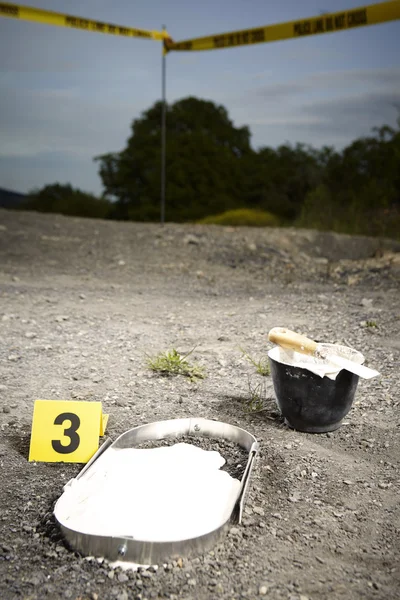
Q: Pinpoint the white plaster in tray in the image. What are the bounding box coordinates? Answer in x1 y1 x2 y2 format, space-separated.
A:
56 443 241 543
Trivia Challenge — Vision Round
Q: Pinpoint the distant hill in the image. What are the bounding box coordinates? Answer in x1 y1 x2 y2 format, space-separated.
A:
0 187 26 209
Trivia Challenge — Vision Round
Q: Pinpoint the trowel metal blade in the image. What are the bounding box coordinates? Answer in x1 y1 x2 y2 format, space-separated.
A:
324 352 380 379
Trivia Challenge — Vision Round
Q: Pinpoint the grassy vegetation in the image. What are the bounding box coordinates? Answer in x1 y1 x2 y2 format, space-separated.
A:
365 320 378 328
197 208 280 227
240 347 271 376
146 348 205 381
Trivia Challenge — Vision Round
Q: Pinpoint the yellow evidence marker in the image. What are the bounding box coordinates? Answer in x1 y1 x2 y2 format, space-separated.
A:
29 400 109 463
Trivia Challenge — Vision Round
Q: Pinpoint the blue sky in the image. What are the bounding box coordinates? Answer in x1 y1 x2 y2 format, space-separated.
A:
0 0 399 196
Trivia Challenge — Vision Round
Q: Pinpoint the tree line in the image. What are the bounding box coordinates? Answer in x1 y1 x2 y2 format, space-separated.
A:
23 97 400 239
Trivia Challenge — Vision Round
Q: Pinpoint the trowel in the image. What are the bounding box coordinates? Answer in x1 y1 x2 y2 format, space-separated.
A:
268 327 380 380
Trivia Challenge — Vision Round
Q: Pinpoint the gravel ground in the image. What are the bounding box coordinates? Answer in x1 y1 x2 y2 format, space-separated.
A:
0 209 399 600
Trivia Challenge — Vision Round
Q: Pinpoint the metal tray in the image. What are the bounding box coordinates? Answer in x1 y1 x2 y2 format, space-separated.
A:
54 418 259 565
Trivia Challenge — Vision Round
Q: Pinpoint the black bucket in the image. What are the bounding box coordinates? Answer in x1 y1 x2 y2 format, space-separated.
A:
268 346 362 433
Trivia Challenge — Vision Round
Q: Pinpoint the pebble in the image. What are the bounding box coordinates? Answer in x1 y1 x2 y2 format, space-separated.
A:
342 522 358 534
107 570 115 580
114 397 129 407
361 298 373 308
253 506 265 516
25 332 37 339
8 354 21 361
118 572 129 583
259 585 268 595
3 406 11 414
183 234 200 245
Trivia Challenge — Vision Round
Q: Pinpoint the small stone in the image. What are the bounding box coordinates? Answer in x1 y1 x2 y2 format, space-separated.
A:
183 234 200 245
107 570 115 580
259 585 268 595
342 522 358 534
0 384 7 391
3 406 11 414
8 354 20 361
253 506 265 516
188 578 197 586
378 482 391 489
300 596 310 600
348 275 361 286
215 583 224 594
248 243 257 252
114 397 129 407
118 260 126 266
118 573 129 583
288 492 301 503
55 315 69 322
361 298 373 308
343 480 353 485
79 294 86 300
25 332 37 339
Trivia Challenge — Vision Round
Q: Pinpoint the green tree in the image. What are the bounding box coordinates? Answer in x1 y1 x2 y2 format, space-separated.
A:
95 97 252 222
22 183 112 219
241 143 325 221
299 121 400 238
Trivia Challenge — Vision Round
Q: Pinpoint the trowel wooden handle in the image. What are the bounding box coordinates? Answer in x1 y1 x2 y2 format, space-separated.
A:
268 327 318 356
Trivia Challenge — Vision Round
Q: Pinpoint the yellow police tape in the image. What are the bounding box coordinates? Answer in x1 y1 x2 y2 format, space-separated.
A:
166 0 400 52
0 1 165 41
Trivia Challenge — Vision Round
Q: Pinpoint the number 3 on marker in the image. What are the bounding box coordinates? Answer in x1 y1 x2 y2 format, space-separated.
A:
29 400 106 463
51 412 81 454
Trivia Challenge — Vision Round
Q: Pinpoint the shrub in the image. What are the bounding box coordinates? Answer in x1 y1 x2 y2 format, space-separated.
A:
197 208 280 227
22 184 112 220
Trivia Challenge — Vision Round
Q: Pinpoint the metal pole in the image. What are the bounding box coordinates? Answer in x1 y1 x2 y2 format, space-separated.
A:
160 25 167 225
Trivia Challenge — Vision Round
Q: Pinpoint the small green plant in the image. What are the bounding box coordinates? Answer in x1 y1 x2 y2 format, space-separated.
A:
243 378 268 413
146 347 205 381
240 347 270 376
365 320 378 328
